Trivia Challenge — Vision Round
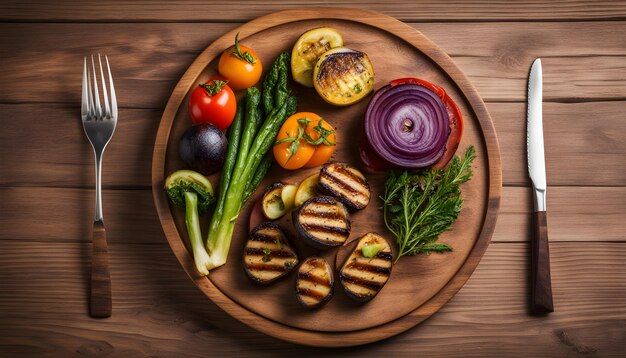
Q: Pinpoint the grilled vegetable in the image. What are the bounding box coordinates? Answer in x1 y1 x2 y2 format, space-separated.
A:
261 182 297 220
244 223 298 285
291 27 343 87
339 233 393 302
294 173 319 207
293 196 350 250
318 162 370 211
295 256 334 308
313 47 374 106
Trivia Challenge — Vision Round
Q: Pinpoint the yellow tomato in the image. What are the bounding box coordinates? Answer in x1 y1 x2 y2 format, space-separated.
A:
218 36 262 90
273 113 316 170
303 119 336 168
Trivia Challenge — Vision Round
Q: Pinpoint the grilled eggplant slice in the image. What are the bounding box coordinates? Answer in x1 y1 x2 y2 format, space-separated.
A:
292 27 344 87
318 162 370 210
295 256 334 309
243 222 299 285
340 233 392 302
313 47 374 106
293 196 351 250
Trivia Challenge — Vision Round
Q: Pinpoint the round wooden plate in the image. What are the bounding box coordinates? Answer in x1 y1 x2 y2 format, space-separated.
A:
152 8 501 347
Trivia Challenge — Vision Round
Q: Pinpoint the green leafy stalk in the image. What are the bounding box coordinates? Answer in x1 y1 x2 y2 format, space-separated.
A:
242 154 272 203
382 146 476 262
207 102 243 251
184 192 211 276
206 52 296 270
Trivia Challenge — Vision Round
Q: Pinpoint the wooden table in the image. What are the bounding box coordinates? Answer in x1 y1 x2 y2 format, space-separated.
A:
1 1 625 356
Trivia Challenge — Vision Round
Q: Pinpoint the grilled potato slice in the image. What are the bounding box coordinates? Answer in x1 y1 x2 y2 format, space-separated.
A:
243 222 299 285
318 162 370 211
293 196 351 250
262 182 297 220
295 256 334 309
340 233 393 302
313 47 374 106
294 173 319 207
291 27 344 87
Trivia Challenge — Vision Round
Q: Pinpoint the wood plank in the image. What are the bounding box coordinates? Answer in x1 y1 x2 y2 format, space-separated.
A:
1 22 626 107
1 1 625 22
0 241 624 355
1 186 624 244
2 100 624 188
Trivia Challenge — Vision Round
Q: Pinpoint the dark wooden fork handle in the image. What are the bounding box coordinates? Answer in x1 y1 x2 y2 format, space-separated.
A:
90 220 112 318
531 211 554 313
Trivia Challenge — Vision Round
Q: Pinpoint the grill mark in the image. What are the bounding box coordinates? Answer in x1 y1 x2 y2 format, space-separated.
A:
297 271 331 287
321 172 360 195
334 165 367 187
244 247 295 258
302 224 350 237
300 209 345 220
340 272 384 290
354 250 393 261
346 262 392 275
296 287 327 302
250 233 282 243
246 263 289 272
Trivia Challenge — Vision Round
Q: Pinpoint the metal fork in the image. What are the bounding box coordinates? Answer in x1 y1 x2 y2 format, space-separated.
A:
82 54 117 318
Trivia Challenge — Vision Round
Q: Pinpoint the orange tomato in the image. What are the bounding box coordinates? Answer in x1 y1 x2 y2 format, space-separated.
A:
218 39 262 90
303 118 336 168
273 112 336 170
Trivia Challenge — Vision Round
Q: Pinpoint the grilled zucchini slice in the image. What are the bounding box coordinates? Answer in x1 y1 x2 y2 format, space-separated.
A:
294 173 319 207
318 162 370 211
293 196 351 250
291 27 344 87
243 223 299 285
340 233 393 302
313 47 374 106
295 256 334 309
262 182 297 220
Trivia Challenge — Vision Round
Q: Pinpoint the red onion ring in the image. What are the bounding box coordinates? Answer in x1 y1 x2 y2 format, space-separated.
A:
364 83 449 168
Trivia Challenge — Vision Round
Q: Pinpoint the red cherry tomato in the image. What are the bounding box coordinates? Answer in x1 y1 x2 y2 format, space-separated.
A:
189 78 236 131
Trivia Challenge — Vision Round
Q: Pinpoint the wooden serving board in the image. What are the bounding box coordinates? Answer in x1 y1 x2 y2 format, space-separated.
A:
152 8 501 346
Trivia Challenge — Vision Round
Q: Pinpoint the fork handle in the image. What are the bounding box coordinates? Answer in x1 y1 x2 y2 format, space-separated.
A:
90 220 112 318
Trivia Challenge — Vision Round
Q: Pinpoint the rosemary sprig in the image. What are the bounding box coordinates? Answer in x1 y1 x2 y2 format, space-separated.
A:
381 146 476 262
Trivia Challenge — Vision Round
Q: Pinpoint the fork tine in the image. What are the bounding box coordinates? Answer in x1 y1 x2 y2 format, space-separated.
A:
105 55 117 120
97 54 111 119
90 54 102 119
87 61 95 119
82 56 90 120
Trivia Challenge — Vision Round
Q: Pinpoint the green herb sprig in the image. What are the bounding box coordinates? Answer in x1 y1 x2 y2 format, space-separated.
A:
381 146 476 262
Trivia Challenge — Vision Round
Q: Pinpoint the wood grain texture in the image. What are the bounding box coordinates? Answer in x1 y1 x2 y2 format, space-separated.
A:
151 8 501 345
1 0 625 22
0 0 624 354
531 211 554 313
0 241 624 356
1 101 624 188
90 220 112 318
2 22 626 107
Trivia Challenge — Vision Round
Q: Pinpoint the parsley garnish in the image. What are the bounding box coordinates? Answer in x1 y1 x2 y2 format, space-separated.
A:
381 146 476 262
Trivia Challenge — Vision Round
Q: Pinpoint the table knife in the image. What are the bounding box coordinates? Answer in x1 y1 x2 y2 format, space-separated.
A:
527 58 554 313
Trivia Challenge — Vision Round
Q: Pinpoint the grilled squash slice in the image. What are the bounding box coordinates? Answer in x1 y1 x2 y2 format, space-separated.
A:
243 223 299 285
340 233 393 302
295 256 334 309
291 27 344 87
293 196 351 250
318 162 370 211
313 47 374 106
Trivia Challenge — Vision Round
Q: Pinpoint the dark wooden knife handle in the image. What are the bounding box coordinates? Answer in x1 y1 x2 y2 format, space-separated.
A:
531 211 554 313
90 220 112 318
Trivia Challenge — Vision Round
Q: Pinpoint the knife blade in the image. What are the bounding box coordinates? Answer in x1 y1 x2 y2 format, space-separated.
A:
527 58 554 313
